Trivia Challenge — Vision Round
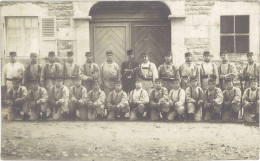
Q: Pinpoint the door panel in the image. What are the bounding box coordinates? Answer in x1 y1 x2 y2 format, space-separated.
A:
91 23 130 66
132 22 171 67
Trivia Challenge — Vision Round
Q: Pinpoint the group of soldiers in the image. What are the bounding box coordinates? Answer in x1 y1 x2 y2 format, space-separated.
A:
1 49 259 123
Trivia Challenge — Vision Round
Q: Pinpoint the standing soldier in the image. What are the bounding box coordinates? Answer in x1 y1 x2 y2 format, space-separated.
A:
63 52 80 89
168 78 186 121
242 78 259 123
203 78 223 121
2 52 25 93
86 80 106 120
24 80 48 121
139 52 158 94
158 52 180 90
129 78 149 121
100 50 121 96
121 50 139 94
240 52 260 91
79 52 100 91
42 51 62 94
185 76 204 122
199 51 219 91
218 51 237 90
222 78 241 122
107 80 130 120
25 53 43 90
3 77 27 121
149 78 170 121
179 52 200 90
69 77 88 121
48 76 70 121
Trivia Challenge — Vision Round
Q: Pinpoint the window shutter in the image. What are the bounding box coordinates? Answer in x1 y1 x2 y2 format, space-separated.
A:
41 17 56 40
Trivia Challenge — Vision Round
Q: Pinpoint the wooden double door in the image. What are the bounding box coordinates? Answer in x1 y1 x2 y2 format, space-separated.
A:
90 21 171 67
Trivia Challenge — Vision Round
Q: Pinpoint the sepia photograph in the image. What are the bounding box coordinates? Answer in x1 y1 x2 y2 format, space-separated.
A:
0 0 259 160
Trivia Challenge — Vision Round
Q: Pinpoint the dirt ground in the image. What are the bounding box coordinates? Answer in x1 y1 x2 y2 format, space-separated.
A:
1 121 259 161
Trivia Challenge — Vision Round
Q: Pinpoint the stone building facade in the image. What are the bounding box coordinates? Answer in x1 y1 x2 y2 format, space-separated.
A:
1 1 259 74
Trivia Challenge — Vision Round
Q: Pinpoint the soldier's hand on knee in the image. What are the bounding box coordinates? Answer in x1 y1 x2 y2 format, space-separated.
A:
55 101 59 105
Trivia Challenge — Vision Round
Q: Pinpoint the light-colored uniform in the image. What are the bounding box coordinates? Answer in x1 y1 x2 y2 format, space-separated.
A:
242 63 260 90
107 89 129 120
222 87 241 121
100 61 120 96
43 62 62 94
79 62 100 91
168 88 186 120
86 89 106 120
179 62 200 90
158 63 180 90
218 61 237 90
48 85 70 120
203 87 223 121
149 87 170 120
185 86 204 121
242 87 259 122
62 62 80 89
139 61 158 93
2 62 25 93
200 62 219 90
24 87 48 121
25 63 43 90
69 85 88 120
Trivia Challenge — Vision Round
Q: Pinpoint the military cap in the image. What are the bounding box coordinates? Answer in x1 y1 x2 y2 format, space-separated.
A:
220 50 227 55
67 51 73 56
165 52 172 57
106 50 113 55
225 73 236 80
30 79 40 84
127 50 134 55
154 78 162 83
224 78 233 83
92 80 100 85
85 52 92 56
190 75 197 81
141 52 149 57
208 78 216 84
170 77 180 82
12 76 22 82
203 51 210 56
30 53 37 57
210 75 217 80
247 52 254 57
115 80 122 84
249 77 258 83
135 78 143 83
185 52 192 57
48 51 55 57
9 52 17 56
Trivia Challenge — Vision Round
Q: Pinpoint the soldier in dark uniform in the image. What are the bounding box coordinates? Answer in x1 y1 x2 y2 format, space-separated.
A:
24 53 43 90
121 50 139 94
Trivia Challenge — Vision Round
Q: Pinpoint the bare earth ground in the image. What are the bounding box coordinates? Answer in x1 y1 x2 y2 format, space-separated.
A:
1 121 259 161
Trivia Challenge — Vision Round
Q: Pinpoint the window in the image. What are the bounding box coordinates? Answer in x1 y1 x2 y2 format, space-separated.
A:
6 17 39 56
220 15 249 53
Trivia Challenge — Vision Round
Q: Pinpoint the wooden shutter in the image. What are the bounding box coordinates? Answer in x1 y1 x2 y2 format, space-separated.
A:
41 17 56 40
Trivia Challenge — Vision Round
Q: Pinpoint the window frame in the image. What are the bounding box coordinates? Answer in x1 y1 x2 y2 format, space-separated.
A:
220 15 250 54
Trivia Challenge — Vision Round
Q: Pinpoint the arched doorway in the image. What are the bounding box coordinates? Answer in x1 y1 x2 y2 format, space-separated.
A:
89 1 171 67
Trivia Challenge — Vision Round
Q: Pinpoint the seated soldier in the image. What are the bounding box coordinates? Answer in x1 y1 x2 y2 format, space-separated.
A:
168 78 186 121
128 78 149 121
24 80 48 121
185 76 204 122
149 78 170 121
242 78 259 123
107 80 130 121
69 77 88 121
3 77 27 121
203 78 223 121
86 80 106 120
48 76 70 121
222 78 241 122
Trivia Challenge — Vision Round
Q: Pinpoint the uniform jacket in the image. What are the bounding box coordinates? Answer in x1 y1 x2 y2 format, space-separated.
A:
139 61 158 81
69 85 88 102
121 60 139 80
200 61 219 84
43 62 62 80
218 61 237 79
185 86 204 103
107 90 128 106
242 62 260 80
49 85 69 102
86 89 106 104
5 86 27 103
169 88 185 106
27 87 48 103
25 63 43 84
158 63 180 79
223 87 241 104
2 62 25 86
149 87 169 103
179 62 200 84
79 62 100 81
242 87 259 105
204 87 223 105
129 88 149 104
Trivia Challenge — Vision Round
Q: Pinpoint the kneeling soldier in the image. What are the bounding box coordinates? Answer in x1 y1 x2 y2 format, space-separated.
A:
69 77 88 120
3 77 27 121
24 80 48 121
242 78 259 123
48 76 70 120
86 81 106 120
107 80 129 120
203 78 223 121
149 78 170 121
129 78 149 121
168 78 186 121
185 76 204 121
222 78 241 122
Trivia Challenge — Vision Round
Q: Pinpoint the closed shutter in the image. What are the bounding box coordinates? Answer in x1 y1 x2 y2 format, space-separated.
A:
41 17 56 40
